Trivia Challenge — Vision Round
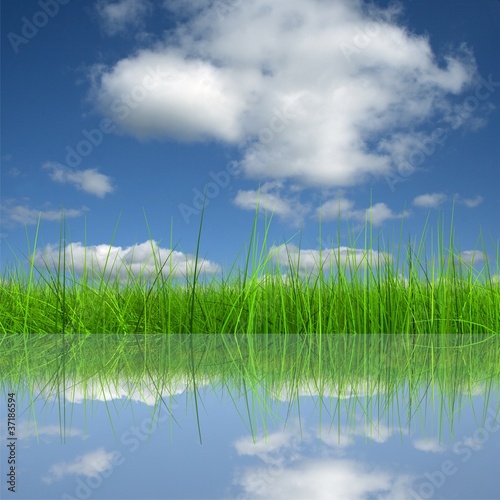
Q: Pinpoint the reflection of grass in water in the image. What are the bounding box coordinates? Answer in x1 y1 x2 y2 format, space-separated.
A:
1 334 499 443
0 199 499 334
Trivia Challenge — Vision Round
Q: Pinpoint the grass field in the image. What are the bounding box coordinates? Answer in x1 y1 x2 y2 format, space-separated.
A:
0 201 498 334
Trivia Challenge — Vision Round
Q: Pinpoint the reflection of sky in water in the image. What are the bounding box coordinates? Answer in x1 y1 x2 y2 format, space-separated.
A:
0 381 498 500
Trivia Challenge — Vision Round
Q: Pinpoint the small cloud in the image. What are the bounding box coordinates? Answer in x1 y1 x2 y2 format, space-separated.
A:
413 193 447 208
413 438 446 453
42 162 114 198
6 167 24 178
234 430 301 467
316 196 356 220
320 421 402 448
365 202 408 226
42 448 119 484
233 182 310 226
454 194 483 208
459 250 484 264
317 196 406 226
1 200 88 227
95 0 152 36
17 424 82 441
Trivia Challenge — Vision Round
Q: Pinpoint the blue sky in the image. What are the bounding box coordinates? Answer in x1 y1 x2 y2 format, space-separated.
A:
1 379 499 499
1 0 500 283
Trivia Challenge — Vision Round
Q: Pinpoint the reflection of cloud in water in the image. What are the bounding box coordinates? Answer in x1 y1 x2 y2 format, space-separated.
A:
17 424 83 441
41 447 119 485
234 427 302 467
233 427 416 499
0 423 84 445
34 376 213 405
412 438 446 453
460 383 486 396
271 379 385 401
319 421 406 448
236 458 414 500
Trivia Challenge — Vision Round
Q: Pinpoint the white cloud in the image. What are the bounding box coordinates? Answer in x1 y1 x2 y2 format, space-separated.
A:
96 0 152 36
317 196 407 226
0 200 88 226
268 243 391 274
236 458 415 500
233 181 310 225
459 250 485 264
91 51 248 142
32 240 221 282
89 0 477 189
454 194 484 208
42 162 114 198
272 379 385 402
413 192 447 208
413 438 446 453
234 430 301 467
35 376 211 405
16 424 82 441
320 422 403 448
42 448 118 484
233 422 415 499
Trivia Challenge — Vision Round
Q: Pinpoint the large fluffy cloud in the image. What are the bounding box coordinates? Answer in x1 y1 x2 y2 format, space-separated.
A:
90 0 477 188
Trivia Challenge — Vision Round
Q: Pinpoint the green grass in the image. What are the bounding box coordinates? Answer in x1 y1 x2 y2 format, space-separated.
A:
1 333 499 443
0 199 499 334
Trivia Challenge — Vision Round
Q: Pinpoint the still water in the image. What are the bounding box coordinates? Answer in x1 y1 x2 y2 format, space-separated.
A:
1 334 499 499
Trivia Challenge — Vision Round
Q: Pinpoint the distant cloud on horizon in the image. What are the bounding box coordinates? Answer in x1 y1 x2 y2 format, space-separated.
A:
268 243 391 274
32 240 221 282
0 199 88 227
